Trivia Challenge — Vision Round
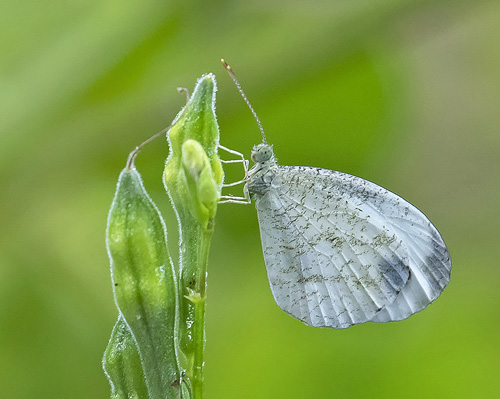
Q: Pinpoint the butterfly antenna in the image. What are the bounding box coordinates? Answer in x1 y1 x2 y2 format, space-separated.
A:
221 59 267 144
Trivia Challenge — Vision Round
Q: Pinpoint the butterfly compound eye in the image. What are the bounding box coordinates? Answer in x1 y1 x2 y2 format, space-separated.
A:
252 144 273 164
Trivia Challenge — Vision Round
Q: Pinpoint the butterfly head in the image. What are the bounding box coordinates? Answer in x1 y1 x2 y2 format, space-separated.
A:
251 143 275 164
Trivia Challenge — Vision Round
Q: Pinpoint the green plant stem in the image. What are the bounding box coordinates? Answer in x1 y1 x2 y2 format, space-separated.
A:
191 230 212 398
177 221 213 399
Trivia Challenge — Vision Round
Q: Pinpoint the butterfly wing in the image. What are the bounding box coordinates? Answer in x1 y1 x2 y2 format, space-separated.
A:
253 165 451 329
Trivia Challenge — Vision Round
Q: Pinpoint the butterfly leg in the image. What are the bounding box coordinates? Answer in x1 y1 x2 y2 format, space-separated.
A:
219 193 251 205
218 144 249 184
218 144 251 204
219 157 248 187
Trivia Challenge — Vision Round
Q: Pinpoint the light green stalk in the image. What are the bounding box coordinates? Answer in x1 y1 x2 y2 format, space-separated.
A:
164 74 222 399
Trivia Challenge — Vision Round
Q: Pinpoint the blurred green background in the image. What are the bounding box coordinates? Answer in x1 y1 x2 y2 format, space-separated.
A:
1 1 499 398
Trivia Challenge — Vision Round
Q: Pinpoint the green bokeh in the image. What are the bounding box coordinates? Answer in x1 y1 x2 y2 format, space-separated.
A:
1 1 499 398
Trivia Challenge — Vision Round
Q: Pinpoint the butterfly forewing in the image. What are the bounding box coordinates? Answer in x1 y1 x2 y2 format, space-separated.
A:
253 165 451 329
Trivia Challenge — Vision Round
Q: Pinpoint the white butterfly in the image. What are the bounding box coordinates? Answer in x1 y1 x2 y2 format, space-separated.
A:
244 143 451 329
219 59 451 329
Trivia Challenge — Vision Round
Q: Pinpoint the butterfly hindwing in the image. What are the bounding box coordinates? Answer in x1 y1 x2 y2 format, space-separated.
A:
254 165 451 329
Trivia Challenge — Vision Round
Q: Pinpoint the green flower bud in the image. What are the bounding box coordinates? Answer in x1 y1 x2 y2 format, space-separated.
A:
164 74 222 232
180 139 220 229
102 316 148 399
107 167 181 399
163 73 221 398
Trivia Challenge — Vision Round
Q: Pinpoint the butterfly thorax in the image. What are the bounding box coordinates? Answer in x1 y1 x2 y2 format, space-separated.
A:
246 143 278 198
